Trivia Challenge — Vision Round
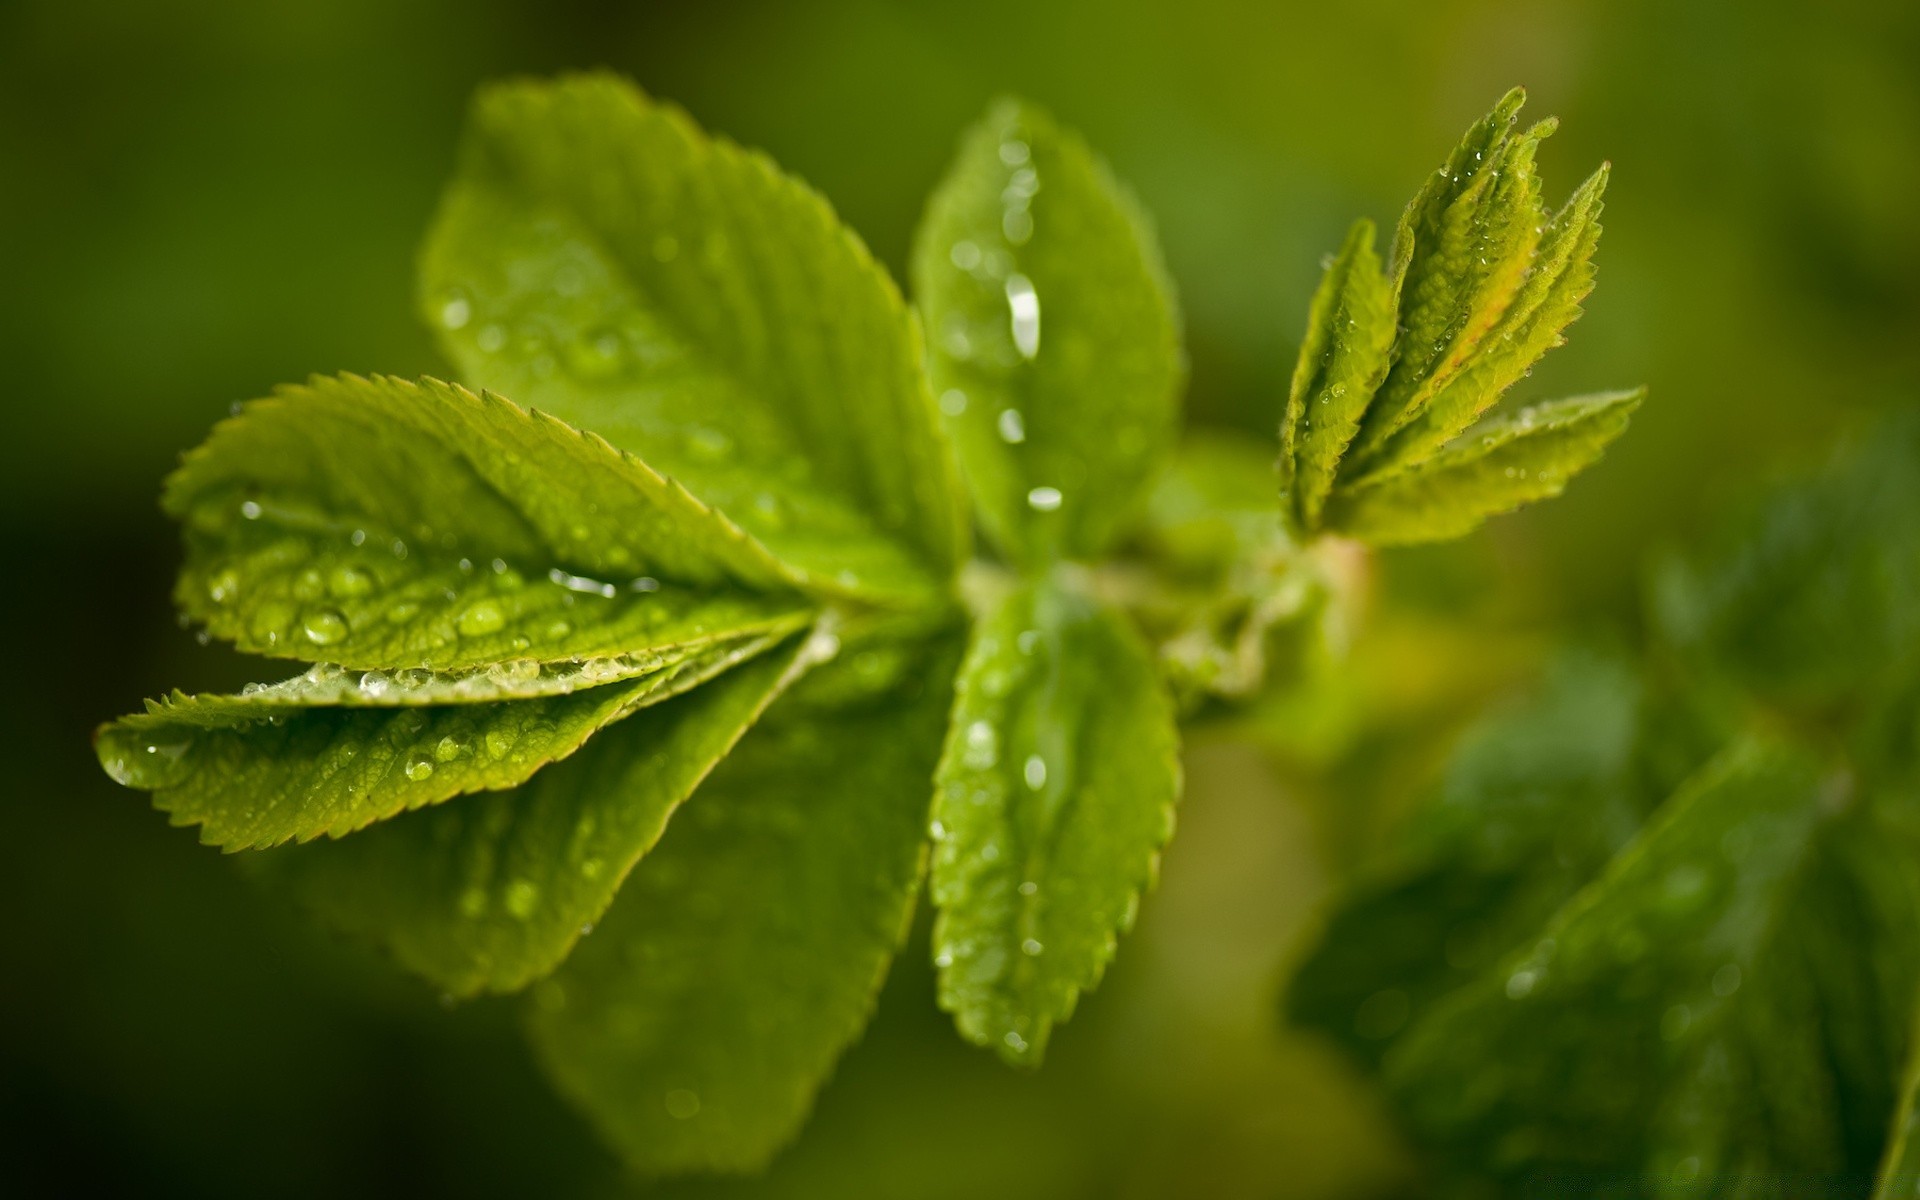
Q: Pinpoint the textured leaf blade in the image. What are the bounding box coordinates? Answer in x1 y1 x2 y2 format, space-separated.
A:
1372 164 1609 470
172 374 812 668
95 634 785 850
1325 389 1642 545
912 97 1183 563
528 631 963 1174
930 577 1181 1064
1282 218 1396 535
1345 89 1546 469
257 633 811 997
421 73 966 601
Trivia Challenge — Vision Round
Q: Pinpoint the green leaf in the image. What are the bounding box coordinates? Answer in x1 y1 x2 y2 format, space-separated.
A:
95 633 787 851
1344 89 1551 471
930 576 1181 1064
1323 389 1642 545
256 632 813 997
1880 1014 1920 1199
1377 741 1920 1188
1280 218 1396 536
171 373 813 669
1370 162 1610 471
913 97 1183 564
1286 650 1653 1068
527 630 963 1174
420 73 966 603
1653 408 1920 717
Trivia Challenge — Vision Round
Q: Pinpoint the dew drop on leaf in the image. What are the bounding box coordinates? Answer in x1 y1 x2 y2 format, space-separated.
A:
301 608 349 646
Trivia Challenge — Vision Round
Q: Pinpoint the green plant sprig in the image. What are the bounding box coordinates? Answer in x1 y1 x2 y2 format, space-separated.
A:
95 76 1637 1173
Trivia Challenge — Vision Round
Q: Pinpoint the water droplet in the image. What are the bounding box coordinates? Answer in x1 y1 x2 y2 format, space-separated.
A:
1016 630 1040 655
435 734 469 763
997 408 1026 444
98 728 195 789
939 388 969 416
457 599 507 636
1018 880 1038 896
1003 1030 1029 1053
1002 210 1034 244
359 671 393 700
207 568 241 604
475 324 507 353
405 757 435 782
504 879 539 919
485 729 515 759
301 608 349 646
929 820 947 841
999 139 1030 167
1026 486 1062 512
630 576 661 593
439 294 472 330
963 720 998 770
1021 938 1044 956
1005 274 1041 359
329 565 373 599
350 528 368 547
1023 755 1048 789
949 240 982 270
664 1089 700 1119
239 500 263 520
1505 969 1538 999
1712 963 1742 997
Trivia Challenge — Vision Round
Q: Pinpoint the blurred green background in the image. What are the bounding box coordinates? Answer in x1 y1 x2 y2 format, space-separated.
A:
2 1 1914 1195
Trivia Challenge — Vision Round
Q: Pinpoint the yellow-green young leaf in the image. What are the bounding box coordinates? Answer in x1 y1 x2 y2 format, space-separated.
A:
1345 89 1548 470
912 97 1182 565
94 634 783 851
256 633 812 997
1371 164 1609 470
172 374 813 669
1324 390 1642 546
930 577 1181 1065
420 73 966 604
528 631 963 1174
1281 218 1395 536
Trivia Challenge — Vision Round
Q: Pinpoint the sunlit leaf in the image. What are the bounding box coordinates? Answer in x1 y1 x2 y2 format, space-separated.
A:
171 373 813 668
1324 390 1641 545
914 97 1182 564
421 73 966 602
930 576 1180 1064
258 632 813 997
95 633 787 850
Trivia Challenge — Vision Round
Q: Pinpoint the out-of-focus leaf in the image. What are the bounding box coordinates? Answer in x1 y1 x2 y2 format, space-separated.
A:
930 576 1180 1064
1653 408 1920 717
1287 650 1652 1067
1324 390 1642 545
528 631 962 1174
257 633 810 997
1281 218 1395 536
913 97 1182 564
421 74 966 602
1378 742 1920 1190
94 634 783 850
170 374 813 668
